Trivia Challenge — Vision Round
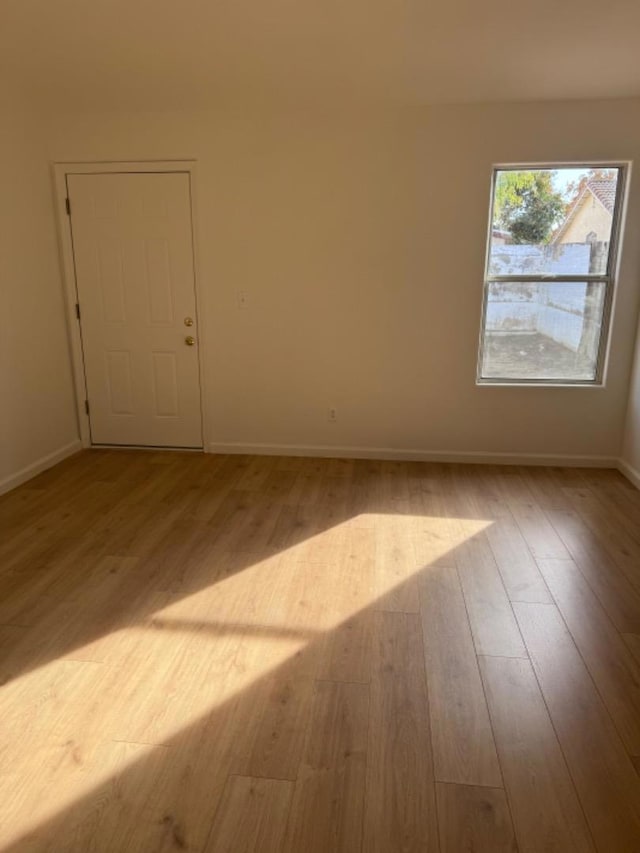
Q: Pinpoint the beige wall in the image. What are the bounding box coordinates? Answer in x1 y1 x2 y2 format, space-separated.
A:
622 318 640 479
0 91 78 491
43 98 640 461
560 194 613 244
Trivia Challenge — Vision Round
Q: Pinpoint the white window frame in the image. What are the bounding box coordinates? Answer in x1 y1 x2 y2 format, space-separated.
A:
477 162 629 387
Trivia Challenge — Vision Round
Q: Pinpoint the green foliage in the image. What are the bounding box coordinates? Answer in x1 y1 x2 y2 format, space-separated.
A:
494 170 565 244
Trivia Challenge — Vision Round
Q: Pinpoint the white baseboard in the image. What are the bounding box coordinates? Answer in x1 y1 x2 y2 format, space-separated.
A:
617 458 640 490
0 440 83 496
1 439 630 495
207 441 618 468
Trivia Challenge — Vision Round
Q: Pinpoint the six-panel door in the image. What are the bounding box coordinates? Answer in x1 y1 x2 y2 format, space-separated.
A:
67 172 203 448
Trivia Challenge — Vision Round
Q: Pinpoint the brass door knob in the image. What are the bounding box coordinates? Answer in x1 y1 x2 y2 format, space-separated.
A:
185 336 196 346
184 317 194 327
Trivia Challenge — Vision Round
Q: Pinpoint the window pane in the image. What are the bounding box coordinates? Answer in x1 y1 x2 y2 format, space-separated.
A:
489 168 620 277
480 281 606 381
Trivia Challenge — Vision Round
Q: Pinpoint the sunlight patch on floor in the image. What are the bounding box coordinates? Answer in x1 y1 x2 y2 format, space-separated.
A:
0 514 492 848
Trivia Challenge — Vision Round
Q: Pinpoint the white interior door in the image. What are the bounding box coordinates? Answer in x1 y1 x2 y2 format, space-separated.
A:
67 172 203 448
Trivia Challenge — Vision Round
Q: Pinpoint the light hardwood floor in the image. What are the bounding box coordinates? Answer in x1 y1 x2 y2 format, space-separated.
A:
1 450 640 851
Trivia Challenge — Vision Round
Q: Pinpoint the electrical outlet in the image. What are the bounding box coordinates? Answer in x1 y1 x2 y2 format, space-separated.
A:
328 407 337 422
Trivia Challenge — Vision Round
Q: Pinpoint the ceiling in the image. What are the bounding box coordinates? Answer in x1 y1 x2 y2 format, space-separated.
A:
2 0 640 110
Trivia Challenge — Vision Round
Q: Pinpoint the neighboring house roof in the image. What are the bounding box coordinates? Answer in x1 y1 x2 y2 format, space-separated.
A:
587 180 617 213
551 178 617 244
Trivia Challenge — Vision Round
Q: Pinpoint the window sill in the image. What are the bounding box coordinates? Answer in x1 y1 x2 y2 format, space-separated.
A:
476 379 606 388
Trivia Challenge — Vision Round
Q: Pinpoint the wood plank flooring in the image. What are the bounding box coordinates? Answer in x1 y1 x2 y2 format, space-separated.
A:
1 450 640 851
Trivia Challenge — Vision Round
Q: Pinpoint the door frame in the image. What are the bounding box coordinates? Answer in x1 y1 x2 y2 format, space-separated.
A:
52 160 207 449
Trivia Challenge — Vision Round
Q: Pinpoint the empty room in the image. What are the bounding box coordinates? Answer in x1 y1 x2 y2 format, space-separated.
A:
3 1 640 851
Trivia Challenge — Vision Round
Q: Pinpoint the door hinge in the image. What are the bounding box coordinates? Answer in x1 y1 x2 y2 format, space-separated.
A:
84 399 90 415
65 197 71 216
75 302 81 320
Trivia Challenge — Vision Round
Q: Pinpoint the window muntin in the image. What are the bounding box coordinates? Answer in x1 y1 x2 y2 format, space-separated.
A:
478 165 625 385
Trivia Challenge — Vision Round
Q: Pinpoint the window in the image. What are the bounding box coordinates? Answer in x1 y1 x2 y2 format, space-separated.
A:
477 164 626 385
